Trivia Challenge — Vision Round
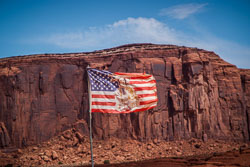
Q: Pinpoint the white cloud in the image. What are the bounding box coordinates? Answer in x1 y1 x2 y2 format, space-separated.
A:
44 17 185 50
36 17 250 68
159 3 208 19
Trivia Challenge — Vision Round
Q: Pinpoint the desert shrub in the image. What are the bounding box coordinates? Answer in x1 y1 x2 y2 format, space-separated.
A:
104 160 110 164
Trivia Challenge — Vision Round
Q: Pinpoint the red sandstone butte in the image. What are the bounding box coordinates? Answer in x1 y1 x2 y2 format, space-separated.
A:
0 43 249 148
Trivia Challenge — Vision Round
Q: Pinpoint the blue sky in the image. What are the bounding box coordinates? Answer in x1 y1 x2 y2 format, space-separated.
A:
0 0 249 68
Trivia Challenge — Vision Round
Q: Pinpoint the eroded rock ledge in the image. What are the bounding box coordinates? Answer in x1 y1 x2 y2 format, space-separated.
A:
0 43 249 148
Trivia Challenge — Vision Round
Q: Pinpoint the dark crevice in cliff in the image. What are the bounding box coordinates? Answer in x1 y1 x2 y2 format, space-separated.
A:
83 68 89 121
130 112 140 138
240 74 250 141
39 72 44 94
62 89 72 105
168 91 175 139
182 63 190 84
171 64 177 85
241 75 246 92
245 110 250 141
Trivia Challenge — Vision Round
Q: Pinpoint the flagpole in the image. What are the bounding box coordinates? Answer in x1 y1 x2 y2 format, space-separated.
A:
87 65 94 167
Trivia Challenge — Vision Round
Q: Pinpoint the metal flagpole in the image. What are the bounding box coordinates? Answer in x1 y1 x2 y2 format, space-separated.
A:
87 65 94 167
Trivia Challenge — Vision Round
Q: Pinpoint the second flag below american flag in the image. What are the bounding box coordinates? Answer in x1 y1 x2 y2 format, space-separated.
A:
87 68 158 113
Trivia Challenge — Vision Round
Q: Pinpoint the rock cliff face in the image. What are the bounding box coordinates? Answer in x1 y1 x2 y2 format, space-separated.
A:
0 44 249 148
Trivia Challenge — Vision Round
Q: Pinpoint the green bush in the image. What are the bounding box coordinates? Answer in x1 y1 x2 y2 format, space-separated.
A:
58 161 63 165
104 160 110 164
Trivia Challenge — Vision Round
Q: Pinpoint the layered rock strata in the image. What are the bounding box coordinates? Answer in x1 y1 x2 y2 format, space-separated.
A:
0 44 249 147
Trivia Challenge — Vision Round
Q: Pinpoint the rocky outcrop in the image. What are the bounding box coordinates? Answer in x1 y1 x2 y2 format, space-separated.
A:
0 43 249 148
8 128 247 166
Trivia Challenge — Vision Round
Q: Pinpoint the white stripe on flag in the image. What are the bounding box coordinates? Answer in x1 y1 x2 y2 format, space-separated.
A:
88 69 158 113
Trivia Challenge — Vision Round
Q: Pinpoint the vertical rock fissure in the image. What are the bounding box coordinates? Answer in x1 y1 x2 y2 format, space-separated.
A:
240 74 250 141
171 64 177 85
168 91 175 139
246 108 250 141
241 75 246 92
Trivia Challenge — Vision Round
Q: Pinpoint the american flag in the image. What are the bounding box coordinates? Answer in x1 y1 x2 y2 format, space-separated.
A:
87 68 157 113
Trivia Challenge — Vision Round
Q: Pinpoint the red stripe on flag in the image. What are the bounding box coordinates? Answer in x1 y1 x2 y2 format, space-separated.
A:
92 109 118 113
132 105 157 113
140 99 158 105
91 105 157 113
92 94 115 99
129 80 156 84
134 86 157 91
92 102 116 106
138 93 157 98
130 76 152 79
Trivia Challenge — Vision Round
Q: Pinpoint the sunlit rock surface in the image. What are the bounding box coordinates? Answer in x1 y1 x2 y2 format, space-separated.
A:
0 43 249 148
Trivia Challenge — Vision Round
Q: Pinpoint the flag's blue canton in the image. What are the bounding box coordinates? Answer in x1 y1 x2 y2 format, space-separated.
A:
88 69 119 91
